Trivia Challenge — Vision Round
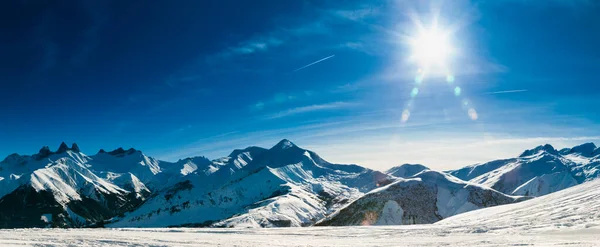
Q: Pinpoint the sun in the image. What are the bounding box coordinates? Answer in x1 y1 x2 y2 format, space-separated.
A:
410 27 454 70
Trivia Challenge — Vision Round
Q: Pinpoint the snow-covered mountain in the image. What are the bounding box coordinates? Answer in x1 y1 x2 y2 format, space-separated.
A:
2 140 598 229
0 142 217 228
2 178 599 246
0 143 146 228
448 143 600 197
317 170 524 226
386 164 429 178
110 139 394 228
438 173 600 232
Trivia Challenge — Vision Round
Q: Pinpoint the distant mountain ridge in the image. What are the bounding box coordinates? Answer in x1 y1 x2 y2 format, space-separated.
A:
448 142 600 197
0 140 393 228
0 140 598 228
110 139 394 228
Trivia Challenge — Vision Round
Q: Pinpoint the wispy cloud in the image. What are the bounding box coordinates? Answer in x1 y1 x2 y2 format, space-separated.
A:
265 101 356 119
457 61 510 75
331 6 380 21
251 91 315 111
336 41 383 55
483 89 528 95
223 37 284 57
293 54 336 72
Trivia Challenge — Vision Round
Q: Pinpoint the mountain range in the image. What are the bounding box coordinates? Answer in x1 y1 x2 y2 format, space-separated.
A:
0 140 598 228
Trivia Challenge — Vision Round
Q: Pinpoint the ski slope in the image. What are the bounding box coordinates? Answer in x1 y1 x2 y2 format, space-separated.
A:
438 176 600 232
0 179 598 246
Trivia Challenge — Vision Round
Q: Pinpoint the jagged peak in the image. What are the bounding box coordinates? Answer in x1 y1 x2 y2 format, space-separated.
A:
567 142 597 157
272 139 298 150
38 146 51 155
519 144 558 157
31 142 82 160
99 147 140 156
71 143 81 153
57 142 70 153
179 156 211 163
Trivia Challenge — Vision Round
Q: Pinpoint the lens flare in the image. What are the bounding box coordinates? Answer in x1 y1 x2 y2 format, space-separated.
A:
402 16 478 123
468 108 478 120
401 109 411 123
411 88 419 97
454 86 462 96
414 75 424 84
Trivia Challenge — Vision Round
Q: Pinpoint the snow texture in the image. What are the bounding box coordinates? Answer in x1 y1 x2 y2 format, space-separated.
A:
1 178 599 246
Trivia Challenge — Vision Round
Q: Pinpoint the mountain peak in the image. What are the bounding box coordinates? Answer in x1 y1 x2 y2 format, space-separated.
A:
71 143 81 153
102 147 139 156
273 139 297 150
568 143 597 157
38 146 51 156
386 164 429 178
519 144 557 157
57 142 70 153
228 146 267 158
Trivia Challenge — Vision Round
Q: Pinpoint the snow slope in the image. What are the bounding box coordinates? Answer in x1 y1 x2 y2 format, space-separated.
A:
2 177 599 246
438 177 600 232
318 170 524 226
1 226 598 247
449 143 600 197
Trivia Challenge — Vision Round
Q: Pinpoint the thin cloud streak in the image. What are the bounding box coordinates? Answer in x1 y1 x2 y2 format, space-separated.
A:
265 101 355 120
293 55 335 72
483 89 528 95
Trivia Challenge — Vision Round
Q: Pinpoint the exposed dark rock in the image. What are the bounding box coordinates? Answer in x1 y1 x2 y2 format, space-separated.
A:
36 146 53 160
568 143 597 157
0 184 145 229
108 148 126 156
57 142 70 153
98 147 140 157
164 180 194 201
71 143 81 153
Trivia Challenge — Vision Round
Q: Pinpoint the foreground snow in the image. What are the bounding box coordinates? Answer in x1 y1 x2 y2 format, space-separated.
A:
1 179 599 246
0 226 597 246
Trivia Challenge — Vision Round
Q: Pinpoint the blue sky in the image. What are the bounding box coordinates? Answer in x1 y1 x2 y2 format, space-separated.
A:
1 0 599 171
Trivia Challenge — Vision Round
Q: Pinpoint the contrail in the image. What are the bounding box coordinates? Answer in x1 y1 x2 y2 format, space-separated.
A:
483 89 528 95
293 54 335 72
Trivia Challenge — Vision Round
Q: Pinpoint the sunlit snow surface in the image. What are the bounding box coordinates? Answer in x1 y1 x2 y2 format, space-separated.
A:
0 226 597 246
2 179 600 246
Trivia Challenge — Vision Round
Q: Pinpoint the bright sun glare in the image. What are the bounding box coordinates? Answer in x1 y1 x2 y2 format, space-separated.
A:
410 27 454 70
401 21 477 124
